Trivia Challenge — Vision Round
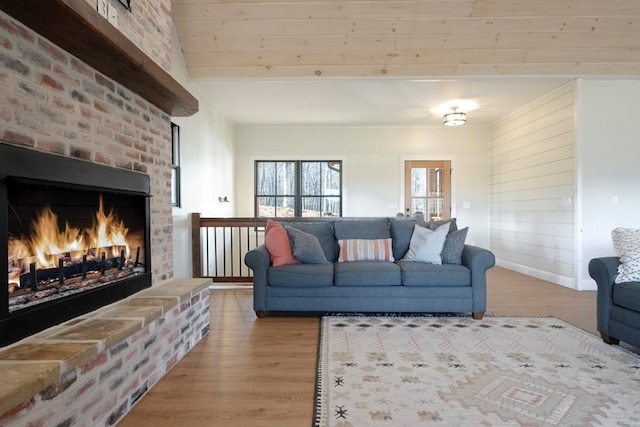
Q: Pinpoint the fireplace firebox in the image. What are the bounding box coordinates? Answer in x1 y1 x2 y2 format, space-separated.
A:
0 143 152 347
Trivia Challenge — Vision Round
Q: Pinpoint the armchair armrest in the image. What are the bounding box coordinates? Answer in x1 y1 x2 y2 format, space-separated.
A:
588 257 620 336
588 257 620 290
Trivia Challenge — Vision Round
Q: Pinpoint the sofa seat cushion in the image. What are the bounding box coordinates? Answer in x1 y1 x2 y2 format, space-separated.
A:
396 261 471 287
268 263 334 287
613 281 640 312
334 261 401 286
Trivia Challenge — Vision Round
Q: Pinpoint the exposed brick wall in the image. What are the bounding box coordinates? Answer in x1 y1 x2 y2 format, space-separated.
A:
0 285 210 427
82 0 173 72
0 9 174 282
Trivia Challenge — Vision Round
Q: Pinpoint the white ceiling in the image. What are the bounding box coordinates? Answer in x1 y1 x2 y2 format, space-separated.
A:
191 77 572 127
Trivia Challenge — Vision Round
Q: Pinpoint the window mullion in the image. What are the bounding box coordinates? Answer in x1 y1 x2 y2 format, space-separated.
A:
295 161 302 217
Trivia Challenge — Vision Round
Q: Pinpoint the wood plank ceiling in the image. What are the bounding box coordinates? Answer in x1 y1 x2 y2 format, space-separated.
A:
171 0 640 79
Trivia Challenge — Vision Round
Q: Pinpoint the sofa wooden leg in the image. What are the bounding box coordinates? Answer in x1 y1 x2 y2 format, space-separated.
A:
600 332 620 345
472 312 484 320
255 311 268 318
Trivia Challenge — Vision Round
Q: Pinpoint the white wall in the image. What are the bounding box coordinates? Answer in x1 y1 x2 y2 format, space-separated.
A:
578 78 640 289
170 27 236 278
234 125 491 248
488 82 577 288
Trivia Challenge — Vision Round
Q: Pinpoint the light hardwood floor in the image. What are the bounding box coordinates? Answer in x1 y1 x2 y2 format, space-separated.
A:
119 267 597 427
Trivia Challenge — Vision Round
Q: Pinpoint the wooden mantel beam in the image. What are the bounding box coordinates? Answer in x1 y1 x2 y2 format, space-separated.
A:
0 0 198 117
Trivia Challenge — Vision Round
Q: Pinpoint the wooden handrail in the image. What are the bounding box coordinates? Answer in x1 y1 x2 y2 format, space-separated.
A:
190 214 340 281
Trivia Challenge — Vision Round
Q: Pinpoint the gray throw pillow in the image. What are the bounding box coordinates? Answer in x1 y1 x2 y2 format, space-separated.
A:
401 222 450 264
286 226 329 264
441 227 469 265
427 218 457 232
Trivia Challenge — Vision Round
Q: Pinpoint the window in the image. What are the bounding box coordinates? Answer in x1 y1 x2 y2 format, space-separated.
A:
255 160 342 217
171 123 181 207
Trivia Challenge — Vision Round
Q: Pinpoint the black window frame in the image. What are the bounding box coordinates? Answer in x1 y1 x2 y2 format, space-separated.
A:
171 122 181 208
254 160 342 218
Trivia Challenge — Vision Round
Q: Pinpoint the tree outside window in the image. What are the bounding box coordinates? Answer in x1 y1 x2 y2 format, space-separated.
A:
255 160 342 217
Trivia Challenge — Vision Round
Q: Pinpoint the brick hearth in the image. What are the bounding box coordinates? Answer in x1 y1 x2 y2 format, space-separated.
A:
0 278 211 426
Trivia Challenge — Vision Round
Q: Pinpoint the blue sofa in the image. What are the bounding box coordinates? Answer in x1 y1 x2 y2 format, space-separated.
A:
244 217 495 319
589 257 640 348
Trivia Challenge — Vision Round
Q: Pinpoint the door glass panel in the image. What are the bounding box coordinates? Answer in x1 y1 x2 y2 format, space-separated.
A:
412 198 426 214
411 168 426 197
428 199 444 220
428 168 443 197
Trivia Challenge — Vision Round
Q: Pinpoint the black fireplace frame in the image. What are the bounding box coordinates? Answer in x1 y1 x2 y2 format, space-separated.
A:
0 143 152 346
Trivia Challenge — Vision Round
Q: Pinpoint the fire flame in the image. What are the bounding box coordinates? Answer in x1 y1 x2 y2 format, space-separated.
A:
8 195 132 287
86 197 131 261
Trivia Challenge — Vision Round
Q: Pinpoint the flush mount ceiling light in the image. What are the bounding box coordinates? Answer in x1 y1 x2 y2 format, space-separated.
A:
443 106 466 126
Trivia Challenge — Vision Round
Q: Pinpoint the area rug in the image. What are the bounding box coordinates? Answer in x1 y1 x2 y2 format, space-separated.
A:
314 316 640 427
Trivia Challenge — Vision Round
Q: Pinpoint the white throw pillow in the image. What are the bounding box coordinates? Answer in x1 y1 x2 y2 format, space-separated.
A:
611 227 640 283
401 222 450 264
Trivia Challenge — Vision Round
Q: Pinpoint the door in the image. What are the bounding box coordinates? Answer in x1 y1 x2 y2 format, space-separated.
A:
404 160 451 220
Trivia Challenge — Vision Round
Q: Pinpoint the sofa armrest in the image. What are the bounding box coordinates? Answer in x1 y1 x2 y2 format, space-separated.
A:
244 245 271 312
461 245 496 313
588 257 620 336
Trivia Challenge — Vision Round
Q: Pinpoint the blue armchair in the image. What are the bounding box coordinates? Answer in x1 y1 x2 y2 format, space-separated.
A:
589 257 640 349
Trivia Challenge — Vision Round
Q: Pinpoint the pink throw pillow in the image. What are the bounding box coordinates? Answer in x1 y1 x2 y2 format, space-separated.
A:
265 220 300 267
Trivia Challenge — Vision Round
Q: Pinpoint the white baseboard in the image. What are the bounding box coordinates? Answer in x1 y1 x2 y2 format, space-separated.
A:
496 259 584 290
576 279 597 291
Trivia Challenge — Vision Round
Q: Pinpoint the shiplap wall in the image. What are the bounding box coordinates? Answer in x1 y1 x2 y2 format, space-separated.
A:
489 82 576 287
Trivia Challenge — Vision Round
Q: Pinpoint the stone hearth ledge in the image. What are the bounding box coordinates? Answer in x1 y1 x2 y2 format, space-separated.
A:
0 278 211 418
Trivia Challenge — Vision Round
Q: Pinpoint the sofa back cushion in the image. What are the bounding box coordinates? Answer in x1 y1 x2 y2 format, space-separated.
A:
390 218 422 260
334 218 391 240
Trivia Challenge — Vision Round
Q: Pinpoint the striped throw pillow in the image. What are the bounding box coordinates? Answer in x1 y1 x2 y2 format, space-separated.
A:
338 238 395 262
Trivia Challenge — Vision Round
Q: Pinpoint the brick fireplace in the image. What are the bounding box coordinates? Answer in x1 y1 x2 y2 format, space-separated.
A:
0 0 199 342
0 5 174 286
0 0 197 304
1 143 153 346
0 2 207 424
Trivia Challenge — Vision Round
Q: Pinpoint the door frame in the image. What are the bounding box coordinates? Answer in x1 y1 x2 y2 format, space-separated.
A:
400 156 456 219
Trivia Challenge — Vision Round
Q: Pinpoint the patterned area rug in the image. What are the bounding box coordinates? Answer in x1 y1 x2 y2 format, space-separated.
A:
314 316 640 427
